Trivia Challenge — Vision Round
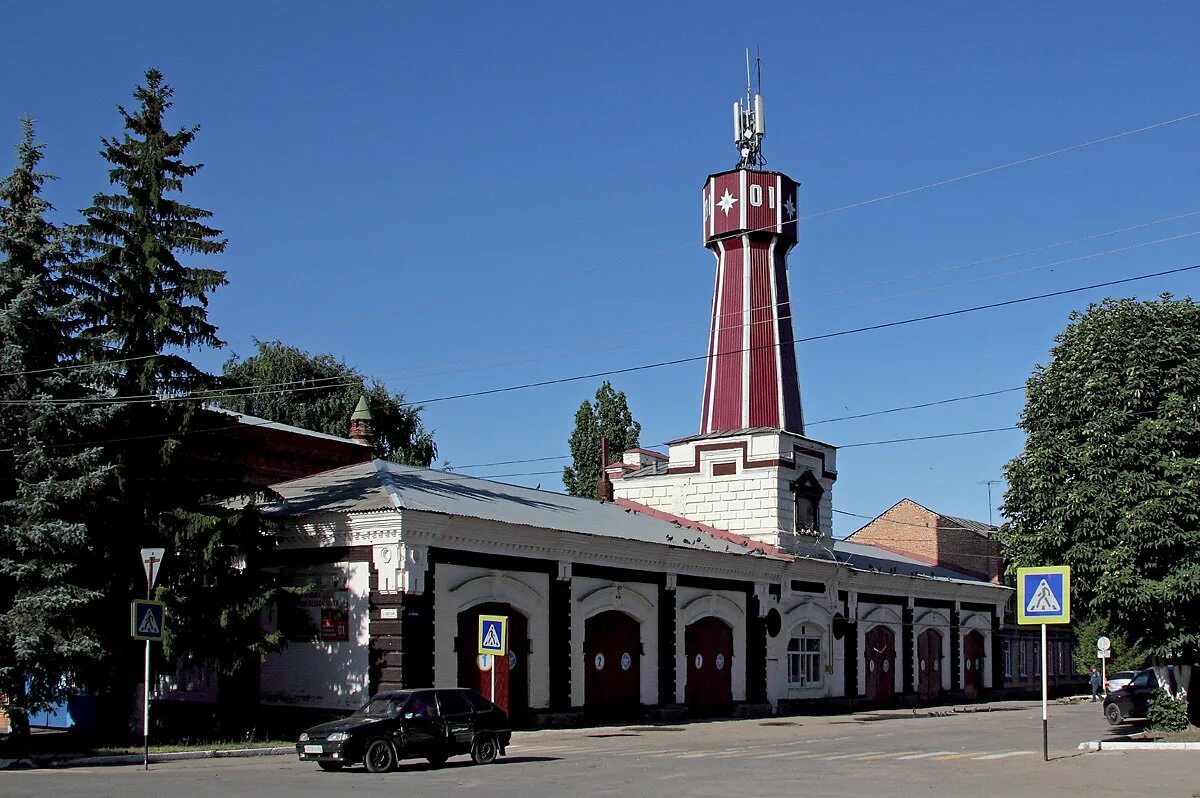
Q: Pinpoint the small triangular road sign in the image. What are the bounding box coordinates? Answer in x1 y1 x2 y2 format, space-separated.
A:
482 624 501 650
138 608 160 636
1026 578 1061 613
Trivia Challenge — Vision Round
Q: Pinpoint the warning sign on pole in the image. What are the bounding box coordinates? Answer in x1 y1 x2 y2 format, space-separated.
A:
1016 566 1071 625
478 615 508 656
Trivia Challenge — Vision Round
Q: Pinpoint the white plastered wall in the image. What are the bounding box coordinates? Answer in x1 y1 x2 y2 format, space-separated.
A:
259 560 370 710
912 609 952 692
959 611 993 690
571 577 658 708
433 564 551 709
857 603 904 696
675 587 747 704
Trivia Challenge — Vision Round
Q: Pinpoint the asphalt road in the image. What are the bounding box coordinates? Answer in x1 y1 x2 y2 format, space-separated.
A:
4 701 1197 797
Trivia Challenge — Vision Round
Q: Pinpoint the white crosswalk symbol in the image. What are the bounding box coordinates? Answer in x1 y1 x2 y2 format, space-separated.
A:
1026 579 1061 613
482 624 500 650
138 609 160 636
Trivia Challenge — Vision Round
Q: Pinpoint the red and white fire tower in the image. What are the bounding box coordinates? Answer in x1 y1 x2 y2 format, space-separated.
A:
699 79 804 435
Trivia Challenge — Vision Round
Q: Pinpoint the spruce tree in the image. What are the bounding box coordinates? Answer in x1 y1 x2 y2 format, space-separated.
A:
75 70 284 731
0 119 111 737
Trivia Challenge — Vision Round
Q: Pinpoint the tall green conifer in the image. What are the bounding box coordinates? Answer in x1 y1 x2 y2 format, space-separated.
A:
0 119 111 737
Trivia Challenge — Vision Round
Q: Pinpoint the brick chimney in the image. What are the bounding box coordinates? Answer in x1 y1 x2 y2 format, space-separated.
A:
596 435 614 501
349 394 374 446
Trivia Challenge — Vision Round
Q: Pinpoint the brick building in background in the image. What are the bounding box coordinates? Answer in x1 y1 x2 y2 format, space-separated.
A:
847 499 1084 697
846 499 1002 583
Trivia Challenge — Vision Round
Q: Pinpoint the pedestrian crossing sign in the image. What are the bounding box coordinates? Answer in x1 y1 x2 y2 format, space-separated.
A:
478 615 508 656
1016 566 1070 625
131 600 166 641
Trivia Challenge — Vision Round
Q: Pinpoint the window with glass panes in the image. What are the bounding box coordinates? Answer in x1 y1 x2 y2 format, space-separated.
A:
787 625 823 687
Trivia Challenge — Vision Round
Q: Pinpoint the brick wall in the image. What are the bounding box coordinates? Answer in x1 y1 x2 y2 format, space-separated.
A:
935 520 1002 582
849 500 940 564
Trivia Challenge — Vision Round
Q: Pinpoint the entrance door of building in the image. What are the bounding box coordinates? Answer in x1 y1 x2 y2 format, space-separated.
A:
456 603 529 722
963 630 985 700
584 611 641 720
917 628 943 702
684 616 733 715
864 625 896 704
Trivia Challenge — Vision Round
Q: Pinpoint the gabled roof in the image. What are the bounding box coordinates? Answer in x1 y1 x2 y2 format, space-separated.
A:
207 406 370 448
261 460 780 558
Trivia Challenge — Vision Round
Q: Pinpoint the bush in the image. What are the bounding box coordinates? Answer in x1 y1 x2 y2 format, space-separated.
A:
1146 689 1189 732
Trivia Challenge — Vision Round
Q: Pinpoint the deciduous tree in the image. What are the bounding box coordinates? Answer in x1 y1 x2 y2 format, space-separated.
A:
221 340 437 466
1000 295 1200 723
563 381 641 498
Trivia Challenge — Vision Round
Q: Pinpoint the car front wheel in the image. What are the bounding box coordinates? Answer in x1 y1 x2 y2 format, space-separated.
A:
364 739 397 773
471 734 499 765
1104 703 1123 726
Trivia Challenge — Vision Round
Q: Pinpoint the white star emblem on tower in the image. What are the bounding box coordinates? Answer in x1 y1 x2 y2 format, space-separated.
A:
716 189 738 216
783 195 796 219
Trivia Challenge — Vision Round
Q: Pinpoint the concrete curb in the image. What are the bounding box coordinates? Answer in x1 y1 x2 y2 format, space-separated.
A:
1079 740 1200 751
3 745 294 770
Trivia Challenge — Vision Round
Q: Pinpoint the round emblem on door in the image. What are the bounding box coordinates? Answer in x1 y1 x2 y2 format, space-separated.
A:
933 660 940 672
966 659 972 671
882 659 890 673
920 660 926 672
869 661 875 673
715 654 725 670
507 651 517 670
694 654 703 670
594 653 605 670
620 652 631 671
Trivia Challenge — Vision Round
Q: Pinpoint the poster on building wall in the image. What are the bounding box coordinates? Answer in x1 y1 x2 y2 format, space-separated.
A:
282 572 351 642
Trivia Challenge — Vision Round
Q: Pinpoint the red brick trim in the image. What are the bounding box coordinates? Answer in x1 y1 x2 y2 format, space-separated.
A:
612 498 793 561
667 440 836 480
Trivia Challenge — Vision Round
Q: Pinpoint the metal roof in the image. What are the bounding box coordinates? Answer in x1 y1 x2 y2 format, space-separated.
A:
207 406 370 448
830 539 993 583
262 460 771 558
940 513 998 537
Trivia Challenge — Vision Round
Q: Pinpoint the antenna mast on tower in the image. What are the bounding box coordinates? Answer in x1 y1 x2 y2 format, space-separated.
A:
733 48 766 168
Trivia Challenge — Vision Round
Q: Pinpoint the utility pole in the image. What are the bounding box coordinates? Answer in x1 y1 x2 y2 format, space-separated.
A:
980 480 1003 526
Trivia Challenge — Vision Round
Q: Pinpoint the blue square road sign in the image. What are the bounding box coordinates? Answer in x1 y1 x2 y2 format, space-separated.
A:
132 600 166 641
1016 566 1070 625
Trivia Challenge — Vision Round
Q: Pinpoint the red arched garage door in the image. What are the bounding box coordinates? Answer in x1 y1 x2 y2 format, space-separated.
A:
584 610 641 720
963 630 985 700
685 616 733 715
917 628 943 702
864 625 896 704
457 603 529 722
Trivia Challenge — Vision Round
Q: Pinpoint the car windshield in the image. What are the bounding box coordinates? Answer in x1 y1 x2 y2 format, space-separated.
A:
354 693 410 718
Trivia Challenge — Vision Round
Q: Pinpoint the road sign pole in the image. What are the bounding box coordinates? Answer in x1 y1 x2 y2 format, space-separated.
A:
1041 623 1048 762
490 655 496 703
143 638 151 770
1101 656 1107 695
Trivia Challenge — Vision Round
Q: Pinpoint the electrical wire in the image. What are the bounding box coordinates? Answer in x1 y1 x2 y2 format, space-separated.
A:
5 258 1198 410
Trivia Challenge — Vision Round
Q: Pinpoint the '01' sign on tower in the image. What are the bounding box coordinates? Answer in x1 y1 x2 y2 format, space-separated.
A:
700 84 804 435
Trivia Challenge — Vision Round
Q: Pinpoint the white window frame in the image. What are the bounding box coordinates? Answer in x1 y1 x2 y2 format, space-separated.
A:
1003 639 1012 679
787 624 823 688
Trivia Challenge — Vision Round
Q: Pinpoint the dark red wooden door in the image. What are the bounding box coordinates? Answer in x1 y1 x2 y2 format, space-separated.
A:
963 630 985 700
584 611 641 719
917 628 942 702
684 617 733 715
864 625 896 704
457 604 528 721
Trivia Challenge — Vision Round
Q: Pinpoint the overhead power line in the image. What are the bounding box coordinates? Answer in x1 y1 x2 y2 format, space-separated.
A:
4 259 1198 410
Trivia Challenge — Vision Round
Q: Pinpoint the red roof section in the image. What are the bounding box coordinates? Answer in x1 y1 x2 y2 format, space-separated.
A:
613 497 793 560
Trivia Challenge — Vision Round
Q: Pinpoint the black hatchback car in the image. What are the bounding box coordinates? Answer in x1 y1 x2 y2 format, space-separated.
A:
296 688 512 772
1103 668 1158 725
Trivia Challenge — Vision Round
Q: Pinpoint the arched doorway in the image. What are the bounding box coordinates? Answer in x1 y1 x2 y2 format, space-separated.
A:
457 603 529 722
584 610 641 720
963 630 985 700
917 628 943 702
864 625 896 704
684 616 733 715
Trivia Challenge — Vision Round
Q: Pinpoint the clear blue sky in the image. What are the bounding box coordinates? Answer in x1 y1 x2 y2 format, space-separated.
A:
5 2 1200 535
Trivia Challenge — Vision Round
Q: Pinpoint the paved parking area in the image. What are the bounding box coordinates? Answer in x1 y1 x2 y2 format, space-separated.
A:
4 702 1197 797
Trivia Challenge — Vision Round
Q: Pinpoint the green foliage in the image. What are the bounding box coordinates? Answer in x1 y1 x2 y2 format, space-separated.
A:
220 340 436 466
1146 689 1190 732
1000 295 1200 664
0 119 113 734
563 381 642 498
1071 616 1150 675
